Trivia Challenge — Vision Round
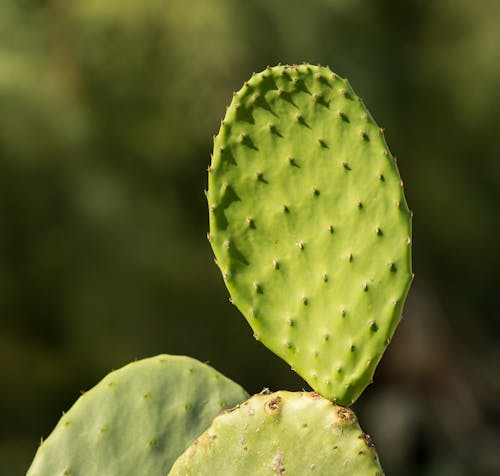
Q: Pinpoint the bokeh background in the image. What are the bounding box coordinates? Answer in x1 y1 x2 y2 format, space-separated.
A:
1 0 499 474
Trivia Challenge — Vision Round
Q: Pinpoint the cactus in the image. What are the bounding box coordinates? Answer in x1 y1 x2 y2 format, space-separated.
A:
27 355 249 476
169 390 383 476
27 64 412 475
208 64 412 405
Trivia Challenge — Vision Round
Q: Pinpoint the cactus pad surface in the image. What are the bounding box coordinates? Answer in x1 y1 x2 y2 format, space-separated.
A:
27 355 249 476
208 64 412 404
169 390 384 475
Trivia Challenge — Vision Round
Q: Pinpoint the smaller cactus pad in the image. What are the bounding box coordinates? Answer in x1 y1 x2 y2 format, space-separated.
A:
208 64 413 405
169 390 384 476
27 355 249 476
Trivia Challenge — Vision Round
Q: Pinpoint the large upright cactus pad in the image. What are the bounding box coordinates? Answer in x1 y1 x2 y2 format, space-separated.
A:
169 390 384 475
208 64 412 405
27 355 249 476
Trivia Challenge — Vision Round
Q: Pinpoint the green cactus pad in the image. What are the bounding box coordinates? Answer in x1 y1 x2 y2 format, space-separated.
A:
27 355 249 476
169 390 384 476
208 64 412 405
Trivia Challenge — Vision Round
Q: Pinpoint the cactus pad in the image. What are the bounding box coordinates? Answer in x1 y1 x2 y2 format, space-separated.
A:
208 64 412 405
169 390 384 475
27 355 249 476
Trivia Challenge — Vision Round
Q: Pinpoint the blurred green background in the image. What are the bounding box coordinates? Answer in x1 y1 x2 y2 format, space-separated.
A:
1 0 499 474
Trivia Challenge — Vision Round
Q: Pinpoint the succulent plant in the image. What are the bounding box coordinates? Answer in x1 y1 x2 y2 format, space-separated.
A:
27 64 412 475
169 390 383 476
27 355 248 476
208 64 412 405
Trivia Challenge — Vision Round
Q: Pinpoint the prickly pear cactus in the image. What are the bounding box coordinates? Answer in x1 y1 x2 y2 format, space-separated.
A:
27 355 249 476
169 390 384 476
208 64 412 405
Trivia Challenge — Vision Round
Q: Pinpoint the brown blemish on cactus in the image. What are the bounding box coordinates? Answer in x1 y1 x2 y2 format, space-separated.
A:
337 406 357 425
359 433 378 456
271 450 286 475
265 396 283 415
193 432 217 453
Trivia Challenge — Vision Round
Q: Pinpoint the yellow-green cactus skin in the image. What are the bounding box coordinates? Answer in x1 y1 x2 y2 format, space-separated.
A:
169 390 384 476
208 64 413 405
